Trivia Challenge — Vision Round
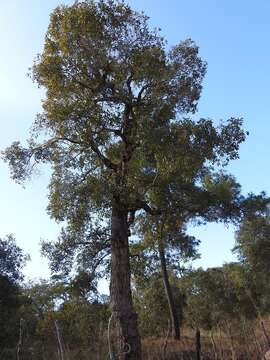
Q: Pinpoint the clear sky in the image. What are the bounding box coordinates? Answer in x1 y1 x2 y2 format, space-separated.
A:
1 1 270 284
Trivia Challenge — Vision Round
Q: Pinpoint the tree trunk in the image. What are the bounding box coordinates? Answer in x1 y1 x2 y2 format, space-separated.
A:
110 203 142 360
158 238 181 340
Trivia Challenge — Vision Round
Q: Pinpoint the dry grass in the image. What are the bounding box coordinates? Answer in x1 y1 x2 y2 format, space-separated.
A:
5 319 270 359
142 324 269 359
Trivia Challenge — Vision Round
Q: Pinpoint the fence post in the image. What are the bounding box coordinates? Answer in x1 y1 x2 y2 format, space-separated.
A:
196 328 201 360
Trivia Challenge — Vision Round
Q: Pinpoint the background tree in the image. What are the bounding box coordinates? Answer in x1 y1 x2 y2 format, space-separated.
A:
131 172 246 340
0 234 28 282
0 236 28 358
3 1 246 358
16 278 110 360
41 220 111 287
178 266 252 331
133 272 183 337
0 277 21 358
132 215 199 340
234 197 270 316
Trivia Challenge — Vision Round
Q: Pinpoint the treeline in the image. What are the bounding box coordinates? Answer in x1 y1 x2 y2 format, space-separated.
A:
0 235 110 359
2 206 270 359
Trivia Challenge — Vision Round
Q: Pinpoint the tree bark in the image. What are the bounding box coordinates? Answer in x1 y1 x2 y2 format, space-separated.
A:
110 202 142 360
158 238 181 340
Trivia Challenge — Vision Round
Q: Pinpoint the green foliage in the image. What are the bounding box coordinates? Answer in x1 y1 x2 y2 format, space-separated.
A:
134 273 182 336
41 221 110 279
131 216 200 279
0 236 28 357
0 276 21 355
234 202 270 314
0 234 28 282
179 264 257 330
54 299 110 350
7 278 110 359
2 0 246 280
235 215 270 274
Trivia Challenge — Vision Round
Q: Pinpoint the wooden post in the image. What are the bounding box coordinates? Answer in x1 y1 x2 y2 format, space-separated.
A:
55 320 65 360
17 318 23 360
210 330 218 360
195 328 201 360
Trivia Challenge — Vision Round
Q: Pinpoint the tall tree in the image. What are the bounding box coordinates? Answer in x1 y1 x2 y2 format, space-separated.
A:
3 1 246 358
132 215 199 340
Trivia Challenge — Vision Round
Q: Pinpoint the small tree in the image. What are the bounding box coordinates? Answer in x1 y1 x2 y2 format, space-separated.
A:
132 172 245 340
133 272 182 337
132 215 199 340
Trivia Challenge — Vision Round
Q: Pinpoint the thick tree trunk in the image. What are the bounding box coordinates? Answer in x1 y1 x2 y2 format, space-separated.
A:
110 203 142 360
158 239 181 340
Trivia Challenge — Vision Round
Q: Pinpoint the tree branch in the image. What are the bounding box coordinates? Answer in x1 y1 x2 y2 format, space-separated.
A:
52 135 118 171
126 72 134 99
129 200 162 215
87 132 118 171
137 84 150 104
128 210 136 226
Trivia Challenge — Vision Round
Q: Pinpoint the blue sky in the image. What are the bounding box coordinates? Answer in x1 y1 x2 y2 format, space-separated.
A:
1 1 270 284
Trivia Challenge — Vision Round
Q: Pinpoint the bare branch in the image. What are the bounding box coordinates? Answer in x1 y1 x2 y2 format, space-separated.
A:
87 133 118 171
128 210 136 226
137 84 149 104
126 72 134 98
129 200 162 215
50 136 118 172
